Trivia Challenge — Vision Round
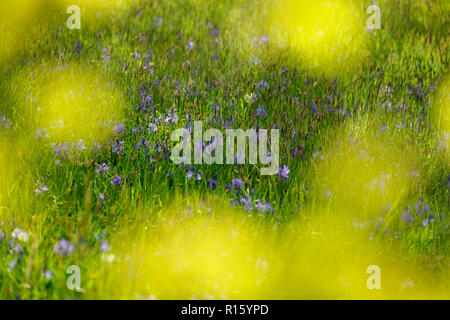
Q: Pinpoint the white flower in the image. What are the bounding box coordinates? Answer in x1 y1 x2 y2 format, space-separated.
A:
244 93 256 104
101 253 116 263
11 228 29 242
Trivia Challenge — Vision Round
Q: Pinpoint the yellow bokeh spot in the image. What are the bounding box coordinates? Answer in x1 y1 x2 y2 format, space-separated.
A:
0 138 22 218
0 138 13 208
268 0 368 76
101 205 270 299
0 0 43 63
86 196 448 299
432 76 450 154
35 64 125 147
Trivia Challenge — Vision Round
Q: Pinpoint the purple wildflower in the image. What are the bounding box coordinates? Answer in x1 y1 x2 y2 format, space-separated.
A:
311 101 318 114
141 138 150 150
207 178 218 190
240 195 253 212
430 84 436 92
10 241 22 252
186 41 194 51
186 167 194 180
231 178 244 190
112 140 124 156
257 80 269 91
0 113 11 129
100 240 111 252
277 164 290 180
35 128 49 139
210 26 220 36
260 35 269 44
96 162 109 177
53 238 75 256
254 200 274 215
144 49 152 62
250 56 260 65
255 106 267 118
113 123 125 135
401 206 415 224
110 175 123 186
74 139 86 152
172 112 179 124
423 213 435 226
211 54 219 62
148 122 158 134
292 146 301 157
8 259 17 270
191 169 203 182
140 94 153 113
74 40 82 54
154 16 163 28
44 269 54 279
35 180 49 196
94 232 107 241
102 48 110 62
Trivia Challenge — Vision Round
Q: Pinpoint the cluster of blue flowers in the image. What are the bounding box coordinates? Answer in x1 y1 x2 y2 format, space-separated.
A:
401 197 442 227
0 113 11 130
0 226 29 271
226 178 274 215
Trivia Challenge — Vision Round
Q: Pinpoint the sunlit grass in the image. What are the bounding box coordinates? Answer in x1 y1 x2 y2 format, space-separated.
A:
0 138 15 213
432 75 450 155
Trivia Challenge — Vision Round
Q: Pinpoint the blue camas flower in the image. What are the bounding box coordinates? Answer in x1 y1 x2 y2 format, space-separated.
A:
401 206 415 224
277 165 290 180
207 176 218 190
35 180 49 196
110 175 123 186
53 238 75 256
231 178 244 190
96 162 109 177
255 106 267 118
0 113 11 130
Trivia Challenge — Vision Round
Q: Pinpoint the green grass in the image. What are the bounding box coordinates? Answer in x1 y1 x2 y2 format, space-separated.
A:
0 0 448 299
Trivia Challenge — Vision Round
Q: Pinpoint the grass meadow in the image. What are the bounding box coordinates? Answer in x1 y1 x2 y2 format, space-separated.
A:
0 0 449 299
